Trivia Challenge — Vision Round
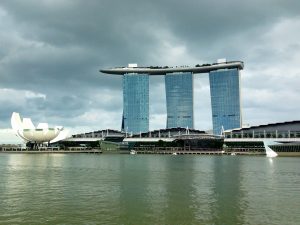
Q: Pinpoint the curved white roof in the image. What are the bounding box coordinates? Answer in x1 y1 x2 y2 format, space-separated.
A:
23 129 60 143
50 129 70 143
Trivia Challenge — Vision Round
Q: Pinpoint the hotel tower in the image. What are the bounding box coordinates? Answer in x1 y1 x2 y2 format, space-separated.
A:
100 60 243 135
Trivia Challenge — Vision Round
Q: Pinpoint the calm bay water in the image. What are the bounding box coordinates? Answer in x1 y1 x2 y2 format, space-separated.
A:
0 154 299 225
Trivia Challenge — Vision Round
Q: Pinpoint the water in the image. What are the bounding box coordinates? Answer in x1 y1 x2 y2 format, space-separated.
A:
0 154 299 225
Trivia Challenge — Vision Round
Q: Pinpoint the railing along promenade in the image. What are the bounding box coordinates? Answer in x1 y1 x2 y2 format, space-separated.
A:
225 137 300 143
131 146 264 155
224 130 300 142
0 146 102 153
64 136 300 143
65 137 175 142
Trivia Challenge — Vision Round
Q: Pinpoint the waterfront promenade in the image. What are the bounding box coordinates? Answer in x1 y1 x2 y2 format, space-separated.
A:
0 147 102 154
0 147 262 155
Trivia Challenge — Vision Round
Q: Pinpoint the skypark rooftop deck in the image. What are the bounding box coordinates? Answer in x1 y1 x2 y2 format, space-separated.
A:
100 61 244 75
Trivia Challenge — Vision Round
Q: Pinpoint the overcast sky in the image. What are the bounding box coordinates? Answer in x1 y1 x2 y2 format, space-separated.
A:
0 0 299 142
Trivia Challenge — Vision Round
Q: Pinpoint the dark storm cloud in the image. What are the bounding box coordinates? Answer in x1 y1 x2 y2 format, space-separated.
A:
0 0 299 133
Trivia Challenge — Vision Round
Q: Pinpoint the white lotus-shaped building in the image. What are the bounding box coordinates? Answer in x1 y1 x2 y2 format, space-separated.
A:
11 112 68 143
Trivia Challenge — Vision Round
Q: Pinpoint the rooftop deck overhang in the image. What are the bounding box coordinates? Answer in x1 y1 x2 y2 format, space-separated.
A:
100 61 244 75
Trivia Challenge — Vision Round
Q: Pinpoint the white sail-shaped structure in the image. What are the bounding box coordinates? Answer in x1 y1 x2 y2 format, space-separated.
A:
22 118 35 129
263 141 278 158
11 112 31 141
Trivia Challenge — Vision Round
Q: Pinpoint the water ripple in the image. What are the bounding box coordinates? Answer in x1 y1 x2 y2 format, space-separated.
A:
0 154 299 224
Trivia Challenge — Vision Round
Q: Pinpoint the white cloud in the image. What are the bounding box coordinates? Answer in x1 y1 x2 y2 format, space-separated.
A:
72 108 122 133
147 27 200 66
194 76 212 130
0 88 46 103
0 129 23 144
0 1 299 139
25 90 46 99
239 17 300 125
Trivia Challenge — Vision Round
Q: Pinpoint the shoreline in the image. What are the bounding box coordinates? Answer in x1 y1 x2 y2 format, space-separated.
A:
0 150 102 154
1 150 299 156
0 150 262 156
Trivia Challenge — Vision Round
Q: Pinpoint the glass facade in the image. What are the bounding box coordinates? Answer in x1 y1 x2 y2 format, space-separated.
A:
209 68 242 135
123 73 149 134
165 72 194 129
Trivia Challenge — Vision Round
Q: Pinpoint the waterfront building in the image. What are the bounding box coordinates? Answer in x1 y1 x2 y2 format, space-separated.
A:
10 112 68 145
59 127 223 152
59 121 300 155
100 61 244 133
224 120 300 139
130 128 223 151
209 68 242 135
224 120 300 156
123 73 149 134
165 72 194 129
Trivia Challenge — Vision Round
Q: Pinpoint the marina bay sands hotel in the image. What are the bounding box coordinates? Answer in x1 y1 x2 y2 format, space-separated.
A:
100 59 244 135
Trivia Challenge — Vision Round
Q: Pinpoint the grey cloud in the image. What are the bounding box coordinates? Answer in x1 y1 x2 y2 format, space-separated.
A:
0 0 299 132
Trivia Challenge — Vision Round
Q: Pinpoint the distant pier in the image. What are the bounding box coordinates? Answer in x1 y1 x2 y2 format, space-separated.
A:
130 148 265 156
132 151 264 156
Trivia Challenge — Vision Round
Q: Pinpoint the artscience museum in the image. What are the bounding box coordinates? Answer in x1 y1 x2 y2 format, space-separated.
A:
11 112 68 145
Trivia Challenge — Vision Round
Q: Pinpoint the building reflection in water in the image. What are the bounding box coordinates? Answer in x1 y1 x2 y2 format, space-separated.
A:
118 155 159 224
2 155 299 224
162 156 199 224
210 156 246 224
118 155 202 224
